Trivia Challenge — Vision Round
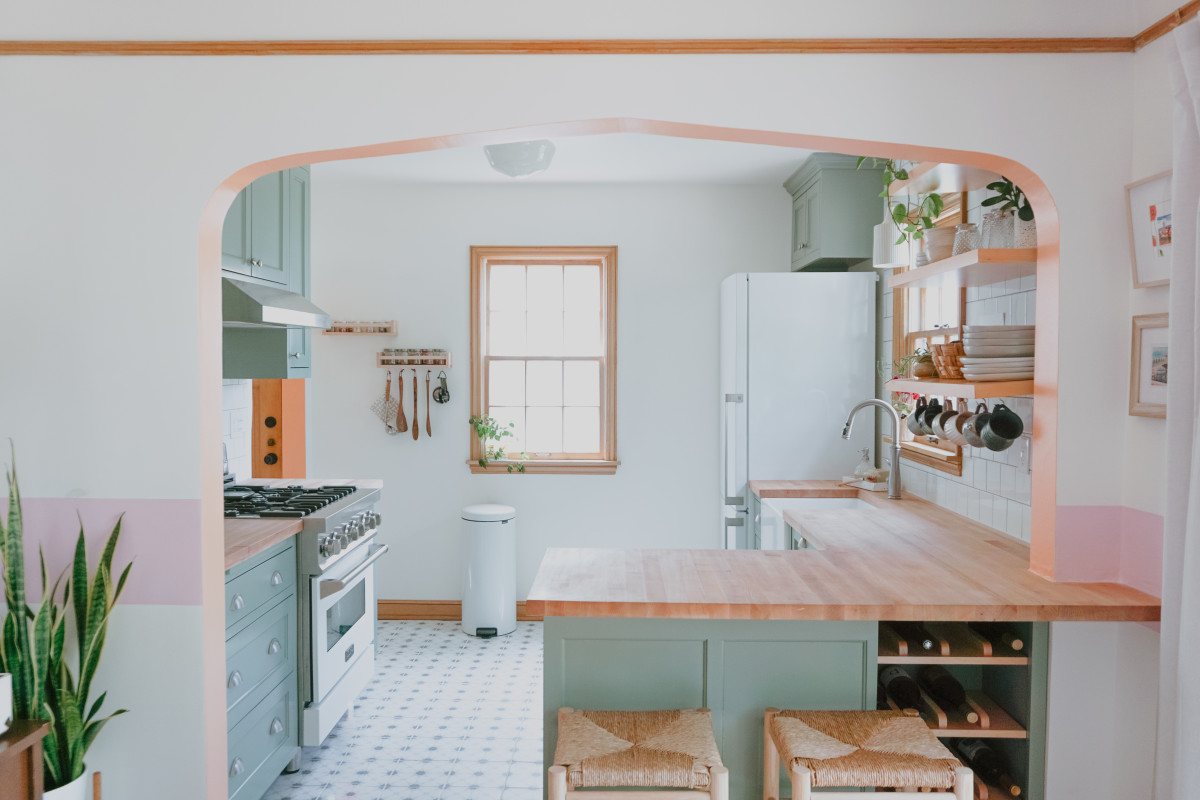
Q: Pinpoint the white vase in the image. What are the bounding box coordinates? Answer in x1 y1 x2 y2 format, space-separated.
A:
0 673 11 734
44 769 89 800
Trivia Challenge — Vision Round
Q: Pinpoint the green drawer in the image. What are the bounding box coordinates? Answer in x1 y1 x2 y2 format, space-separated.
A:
226 593 296 727
226 545 296 633
227 674 297 800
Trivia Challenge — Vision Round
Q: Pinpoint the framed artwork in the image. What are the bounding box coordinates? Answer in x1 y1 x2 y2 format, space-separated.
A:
1126 170 1173 288
1130 313 1169 418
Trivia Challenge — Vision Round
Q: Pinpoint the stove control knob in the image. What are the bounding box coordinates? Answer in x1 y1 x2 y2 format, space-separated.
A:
352 522 365 540
327 536 342 556
318 536 330 557
368 512 380 529
337 534 350 550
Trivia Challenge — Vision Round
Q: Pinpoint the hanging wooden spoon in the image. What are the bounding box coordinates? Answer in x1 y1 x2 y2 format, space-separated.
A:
412 368 420 440
396 370 408 433
425 369 432 437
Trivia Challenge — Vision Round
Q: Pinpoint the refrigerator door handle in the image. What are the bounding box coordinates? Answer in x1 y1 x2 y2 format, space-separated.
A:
723 393 745 506
724 517 745 527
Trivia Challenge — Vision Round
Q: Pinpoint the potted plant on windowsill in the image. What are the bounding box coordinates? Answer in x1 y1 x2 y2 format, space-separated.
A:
0 447 131 799
468 415 527 473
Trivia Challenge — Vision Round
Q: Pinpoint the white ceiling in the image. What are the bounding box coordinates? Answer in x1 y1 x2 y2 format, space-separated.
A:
317 133 820 186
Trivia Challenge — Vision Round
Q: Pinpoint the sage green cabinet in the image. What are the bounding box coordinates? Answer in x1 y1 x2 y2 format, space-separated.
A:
222 166 314 379
784 153 883 271
225 539 299 800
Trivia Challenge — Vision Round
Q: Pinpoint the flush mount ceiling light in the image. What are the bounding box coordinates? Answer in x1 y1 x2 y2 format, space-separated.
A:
483 139 556 178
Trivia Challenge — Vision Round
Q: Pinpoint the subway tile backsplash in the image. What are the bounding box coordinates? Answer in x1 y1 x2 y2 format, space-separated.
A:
879 187 1035 542
222 379 252 482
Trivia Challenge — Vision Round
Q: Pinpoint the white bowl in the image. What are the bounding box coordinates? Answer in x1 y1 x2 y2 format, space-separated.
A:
962 325 1035 333
962 345 1035 357
962 336 1035 344
960 357 1035 365
961 371 1035 381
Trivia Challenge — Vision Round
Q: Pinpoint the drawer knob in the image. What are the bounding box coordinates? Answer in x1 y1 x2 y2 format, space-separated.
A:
269 717 284 736
230 594 245 612
267 638 281 656
229 758 245 778
270 570 284 586
227 670 242 689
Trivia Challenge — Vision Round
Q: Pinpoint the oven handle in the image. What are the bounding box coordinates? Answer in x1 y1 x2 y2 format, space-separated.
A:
319 543 389 599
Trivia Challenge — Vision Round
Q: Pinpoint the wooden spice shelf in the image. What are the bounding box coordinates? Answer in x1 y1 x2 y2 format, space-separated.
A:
886 377 1034 401
887 248 1037 292
377 350 452 367
879 622 1029 666
323 320 397 335
888 162 1002 197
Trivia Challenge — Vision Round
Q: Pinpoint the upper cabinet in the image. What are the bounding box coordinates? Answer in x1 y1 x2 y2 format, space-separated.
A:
784 153 882 271
222 166 314 379
223 170 289 285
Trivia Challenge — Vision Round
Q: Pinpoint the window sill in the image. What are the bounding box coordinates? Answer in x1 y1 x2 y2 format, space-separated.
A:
883 437 964 477
466 459 620 475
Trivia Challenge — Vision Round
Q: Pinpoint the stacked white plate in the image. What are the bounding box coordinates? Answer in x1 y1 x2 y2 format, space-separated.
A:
960 325 1034 380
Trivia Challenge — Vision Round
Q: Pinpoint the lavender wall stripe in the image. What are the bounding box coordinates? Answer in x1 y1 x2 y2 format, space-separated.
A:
14 498 203 606
1055 505 1164 598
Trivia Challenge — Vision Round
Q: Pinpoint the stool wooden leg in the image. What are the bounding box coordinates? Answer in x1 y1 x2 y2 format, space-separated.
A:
790 765 812 800
952 766 973 800
548 764 568 800
709 764 729 800
763 708 780 800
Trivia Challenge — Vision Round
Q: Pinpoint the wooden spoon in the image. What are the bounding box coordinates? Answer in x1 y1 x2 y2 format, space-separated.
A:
425 370 433 437
412 368 419 440
396 371 408 433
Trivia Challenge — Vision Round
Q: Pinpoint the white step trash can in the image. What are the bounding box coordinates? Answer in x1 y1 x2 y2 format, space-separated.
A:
461 504 517 637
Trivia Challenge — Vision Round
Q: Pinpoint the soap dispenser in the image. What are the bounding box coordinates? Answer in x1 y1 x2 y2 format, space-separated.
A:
853 448 874 481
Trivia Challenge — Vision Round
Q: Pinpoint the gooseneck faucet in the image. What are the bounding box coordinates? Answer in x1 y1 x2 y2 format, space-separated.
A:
841 399 902 499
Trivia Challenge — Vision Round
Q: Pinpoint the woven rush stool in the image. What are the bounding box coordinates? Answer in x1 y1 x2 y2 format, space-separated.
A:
763 708 972 800
549 707 728 799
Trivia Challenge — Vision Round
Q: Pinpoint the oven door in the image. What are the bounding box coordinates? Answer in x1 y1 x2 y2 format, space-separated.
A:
311 541 387 704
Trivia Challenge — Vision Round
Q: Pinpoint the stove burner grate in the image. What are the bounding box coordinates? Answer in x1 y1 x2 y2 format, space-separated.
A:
223 485 358 518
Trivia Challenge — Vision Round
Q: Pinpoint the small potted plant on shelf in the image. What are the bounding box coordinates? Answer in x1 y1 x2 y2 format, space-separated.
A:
468 415 527 473
0 446 131 799
981 176 1036 247
894 348 936 379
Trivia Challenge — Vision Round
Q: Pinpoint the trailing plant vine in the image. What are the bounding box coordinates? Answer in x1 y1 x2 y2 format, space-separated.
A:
857 157 945 245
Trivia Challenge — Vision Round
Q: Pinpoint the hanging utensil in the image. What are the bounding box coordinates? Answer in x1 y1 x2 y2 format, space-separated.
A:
369 370 402 436
396 370 409 433
412 368 420 440
425 369 433 437
432 371 450 404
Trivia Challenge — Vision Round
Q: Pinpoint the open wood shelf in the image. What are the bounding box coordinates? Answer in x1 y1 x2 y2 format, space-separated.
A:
886 377 1033 401
879 622 1029 665
889 162 1002 197
887 248 1037 292
881 688 1026 739
323 320 397 335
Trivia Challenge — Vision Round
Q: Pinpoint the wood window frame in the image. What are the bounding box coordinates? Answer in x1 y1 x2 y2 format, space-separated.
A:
469 246 619 475
890 194 968 476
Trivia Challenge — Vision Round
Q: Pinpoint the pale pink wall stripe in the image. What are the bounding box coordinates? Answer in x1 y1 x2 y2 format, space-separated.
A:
1054 504 1164 598
15 498 203 606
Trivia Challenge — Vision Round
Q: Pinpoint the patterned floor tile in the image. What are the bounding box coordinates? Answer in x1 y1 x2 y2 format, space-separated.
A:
263 620 543 800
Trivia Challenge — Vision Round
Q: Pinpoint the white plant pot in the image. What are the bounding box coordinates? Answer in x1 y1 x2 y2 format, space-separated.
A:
0 673 11 734
44 768 90 800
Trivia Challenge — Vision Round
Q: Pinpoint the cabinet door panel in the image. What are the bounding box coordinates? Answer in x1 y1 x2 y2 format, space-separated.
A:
250 172 287 284
222 187 252 275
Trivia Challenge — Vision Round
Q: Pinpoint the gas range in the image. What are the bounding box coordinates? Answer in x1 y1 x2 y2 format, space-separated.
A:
224 485 358 518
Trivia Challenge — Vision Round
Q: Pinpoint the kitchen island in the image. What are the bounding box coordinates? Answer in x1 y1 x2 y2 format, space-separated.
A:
525 482 1160 800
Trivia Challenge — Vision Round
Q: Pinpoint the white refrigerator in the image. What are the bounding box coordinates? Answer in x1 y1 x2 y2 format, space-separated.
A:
719 272 877 548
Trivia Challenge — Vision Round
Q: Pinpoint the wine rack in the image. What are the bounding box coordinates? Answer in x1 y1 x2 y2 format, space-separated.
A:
877 621 1047 800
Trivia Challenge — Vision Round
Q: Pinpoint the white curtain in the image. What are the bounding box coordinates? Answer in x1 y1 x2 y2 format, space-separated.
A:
1157 18 1200 800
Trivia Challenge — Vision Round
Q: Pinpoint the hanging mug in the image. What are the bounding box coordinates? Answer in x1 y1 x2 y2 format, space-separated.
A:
920 396 943 435
933 397 959 440
906 396 929 436
946 399 972 447
963 403 990 448
982 402 1024 451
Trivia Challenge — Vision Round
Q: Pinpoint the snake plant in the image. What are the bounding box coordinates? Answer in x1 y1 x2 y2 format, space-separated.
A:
0 446 131 790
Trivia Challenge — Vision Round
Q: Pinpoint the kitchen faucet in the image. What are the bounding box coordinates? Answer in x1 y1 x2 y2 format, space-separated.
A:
841 399 902 499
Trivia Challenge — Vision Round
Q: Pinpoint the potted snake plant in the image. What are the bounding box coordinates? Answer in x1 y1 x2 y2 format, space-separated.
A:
0 447 131 798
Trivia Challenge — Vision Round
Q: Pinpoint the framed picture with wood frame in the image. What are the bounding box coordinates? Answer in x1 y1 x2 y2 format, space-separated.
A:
1125 170 1172 288
1130 313 1169 418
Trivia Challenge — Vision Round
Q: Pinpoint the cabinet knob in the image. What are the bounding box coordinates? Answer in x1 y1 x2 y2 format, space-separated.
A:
229 758 245 778
270 570 283 586
230 594 245 612
267 638 282 656
289 352 303 359
269 718 284 736
227 670 242 689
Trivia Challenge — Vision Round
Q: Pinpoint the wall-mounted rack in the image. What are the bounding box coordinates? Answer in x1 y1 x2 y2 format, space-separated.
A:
377 349 452 367
323 320 398 335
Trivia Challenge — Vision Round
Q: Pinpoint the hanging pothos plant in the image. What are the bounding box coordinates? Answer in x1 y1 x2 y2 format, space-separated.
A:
857 157 945 245
468 415 527 473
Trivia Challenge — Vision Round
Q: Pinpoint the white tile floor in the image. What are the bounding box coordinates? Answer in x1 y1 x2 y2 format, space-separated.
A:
264 620 544 800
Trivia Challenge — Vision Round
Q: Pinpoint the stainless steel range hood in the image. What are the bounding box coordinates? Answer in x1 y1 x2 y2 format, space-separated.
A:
222 277 332 330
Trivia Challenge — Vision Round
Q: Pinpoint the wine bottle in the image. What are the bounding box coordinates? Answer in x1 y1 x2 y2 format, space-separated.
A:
956 738 1021 797
888 621 936 651
968 622 1025 653
879 665 923 710
917 665 979 724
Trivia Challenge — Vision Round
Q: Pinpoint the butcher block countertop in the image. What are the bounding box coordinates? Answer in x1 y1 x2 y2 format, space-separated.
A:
223 478 382 570
525 481 1161 623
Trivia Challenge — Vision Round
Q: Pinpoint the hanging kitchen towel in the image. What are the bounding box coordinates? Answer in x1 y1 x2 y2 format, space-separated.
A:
370 371 403 436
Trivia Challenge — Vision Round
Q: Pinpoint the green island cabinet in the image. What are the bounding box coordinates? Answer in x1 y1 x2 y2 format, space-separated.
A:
222 166 314 379
543 617 1048 800
784 153 883 272
225 540 299 800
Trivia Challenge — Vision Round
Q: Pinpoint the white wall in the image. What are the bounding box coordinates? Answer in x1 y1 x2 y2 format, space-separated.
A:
307 178 791 599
